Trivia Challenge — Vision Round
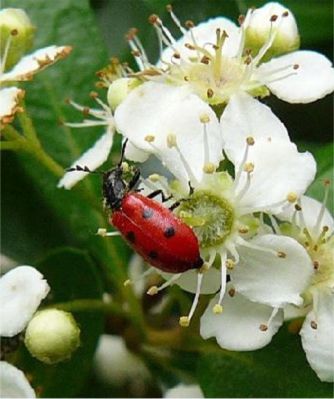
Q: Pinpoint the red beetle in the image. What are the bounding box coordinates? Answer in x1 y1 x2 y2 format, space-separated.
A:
101 143 203 274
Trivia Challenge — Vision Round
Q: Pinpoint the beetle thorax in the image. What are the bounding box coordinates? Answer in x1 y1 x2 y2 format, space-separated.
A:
103 167 127 210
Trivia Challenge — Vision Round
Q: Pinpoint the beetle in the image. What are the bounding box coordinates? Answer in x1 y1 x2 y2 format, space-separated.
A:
69 141 203 273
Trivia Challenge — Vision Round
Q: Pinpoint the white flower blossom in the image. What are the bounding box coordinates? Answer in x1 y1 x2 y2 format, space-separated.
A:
0 361 36 398
278 194 334 382
0 265 50 337
164 383 204 398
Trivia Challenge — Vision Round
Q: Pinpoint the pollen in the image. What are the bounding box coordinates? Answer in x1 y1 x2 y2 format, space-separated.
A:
167 133 177 148
225 258 235 270
199 113 211 123
179 316 190 327
147 286 159 296
287 192 298 203
243 162 254 173
203 162 216 174
213 304 223 314
145 135 155 142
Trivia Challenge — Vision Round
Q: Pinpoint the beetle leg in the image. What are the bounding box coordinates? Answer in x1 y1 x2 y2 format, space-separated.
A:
147 189 173 203
128 167 141 190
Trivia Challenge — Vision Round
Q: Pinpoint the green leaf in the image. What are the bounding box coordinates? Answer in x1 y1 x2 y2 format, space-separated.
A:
17 247 104 398
197 325 333 398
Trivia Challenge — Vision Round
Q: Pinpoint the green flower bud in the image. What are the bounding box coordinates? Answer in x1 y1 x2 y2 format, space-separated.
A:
0 8 35 70
107 77 141 110
24 309 80 365
244 3 300 62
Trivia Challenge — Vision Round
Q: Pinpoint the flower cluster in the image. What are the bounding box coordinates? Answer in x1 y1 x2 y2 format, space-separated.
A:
58 2 334 383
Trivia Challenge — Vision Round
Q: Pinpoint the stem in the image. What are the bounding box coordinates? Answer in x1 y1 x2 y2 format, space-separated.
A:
0 141 24 151
2 125 24 141
17 106 41 146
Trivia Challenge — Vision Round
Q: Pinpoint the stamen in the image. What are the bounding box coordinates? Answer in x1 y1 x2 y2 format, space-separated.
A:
213 251 227 313
234 136 255 189
179 271 204 327
147 273 182 295
269 214 281 235
236 236 283 257
235 169 253 201
200 114 213 172
225 242 240 264
124 267 155 287
236 8 254 59
259 307 279 332
166 4 187 35
96 228 121 237
0 32 14 74
314 180 330 239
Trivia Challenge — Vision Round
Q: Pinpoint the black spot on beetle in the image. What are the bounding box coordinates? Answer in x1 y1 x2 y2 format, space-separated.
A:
126 231 136 243
148 250 158 259
164 226 175 238
142 208 154 219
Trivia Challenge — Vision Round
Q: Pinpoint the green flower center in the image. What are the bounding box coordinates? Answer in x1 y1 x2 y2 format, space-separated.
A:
177 190 234 248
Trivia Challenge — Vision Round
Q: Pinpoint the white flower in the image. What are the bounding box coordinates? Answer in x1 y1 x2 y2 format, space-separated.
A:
164 383 204 398
0 361 36 398
0 265 50 337
0 40 71 126
133 93 315 341
278 194 334 382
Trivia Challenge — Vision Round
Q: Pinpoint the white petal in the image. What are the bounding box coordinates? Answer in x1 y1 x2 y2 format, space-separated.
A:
158 17 240 66
115 82 223 184
300 289 334 382
235 138 316 214
232 234 314 307
0 361 36 398
159 267 221 294
58 129 114 189
258 51 334 103
1 45 72 82
0 87 25 126
124 140 150 163
200 284 284 350
278 195 334 240
0 266 50 337
164 383 204 398
220 93 289 164
284 303 310 321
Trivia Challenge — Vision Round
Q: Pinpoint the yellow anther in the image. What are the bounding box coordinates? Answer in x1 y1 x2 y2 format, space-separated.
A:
287 192 298 203
199 113 210 124
149 173 160 182
243 162 254 173
213 304 223 314
238 226 249 234
96 228 107 237
179 316 190 327
246 136 255 145
203 162 216 174
147 286 159 296
259 324 268 331
145 135 155 143
198 262 210 274
121 161 129 172
277 251 287 258
123 279 132 287
167 133 177 148
225 258 235 270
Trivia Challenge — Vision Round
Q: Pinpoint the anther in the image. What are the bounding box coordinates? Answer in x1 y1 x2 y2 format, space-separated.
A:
184 43 195 50
244 56 252 65
238 14 245 25
145 135 155 143
97 228 107 237
185 20 195 28
89 91 99 99
295 204 302 211
310 320 318 329
259 324 268 331
201 56 210 64
147 286 159 296
228 288 236 297
82 106 90 116
270 14 278 22
179 316 190 327
246 136 255 145
167 133 177 148
282 11 289 17
203 162 216 174
11 29 18 36
123 279 132 286
287 192 298 203
293 64 299 70
173 52 181 59
313 260 320 270
131 50 141 57
322 225 329 232
166 4 172 12
148 173 160 182
238 227 249 234
199 262 210 273
243 162 254 173
277 251 287 258
226 259 235 270
213 304 223 314
148 14 159 24
207 88 214 98
199 113 210 124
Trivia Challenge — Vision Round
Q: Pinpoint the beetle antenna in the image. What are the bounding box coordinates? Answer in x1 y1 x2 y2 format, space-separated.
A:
66 165 101 174
118 138 129 166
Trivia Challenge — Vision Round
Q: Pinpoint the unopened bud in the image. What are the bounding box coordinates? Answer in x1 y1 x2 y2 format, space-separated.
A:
24 309 80 364
107 77 141 110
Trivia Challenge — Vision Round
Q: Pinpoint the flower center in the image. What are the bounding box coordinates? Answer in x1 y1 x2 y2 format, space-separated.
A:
308 236 334 289
177 190 234 248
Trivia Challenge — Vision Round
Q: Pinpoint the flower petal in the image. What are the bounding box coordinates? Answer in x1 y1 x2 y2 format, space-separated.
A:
160 267 221 294
235 138 316 214
158 17 239 66
125 140 150 163
300 289 334 382
58 129 114 189
278 195 334 240
164 384 204 398
115 82 223 184
220 93 289 165
0 361 36 398
258 50 334 103
0 87 25 126
0 266 50 337
200 283 284 350
232 234 314 307
1 45 72 82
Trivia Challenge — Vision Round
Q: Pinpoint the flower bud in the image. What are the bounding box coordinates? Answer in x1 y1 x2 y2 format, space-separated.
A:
107 77 141 110
0 8 35 70
244 2 300 61
24 309 80 364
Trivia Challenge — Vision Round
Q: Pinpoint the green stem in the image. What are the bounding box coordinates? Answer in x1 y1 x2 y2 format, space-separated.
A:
17 106 41 146
2 125 24 141
0 141 24 150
